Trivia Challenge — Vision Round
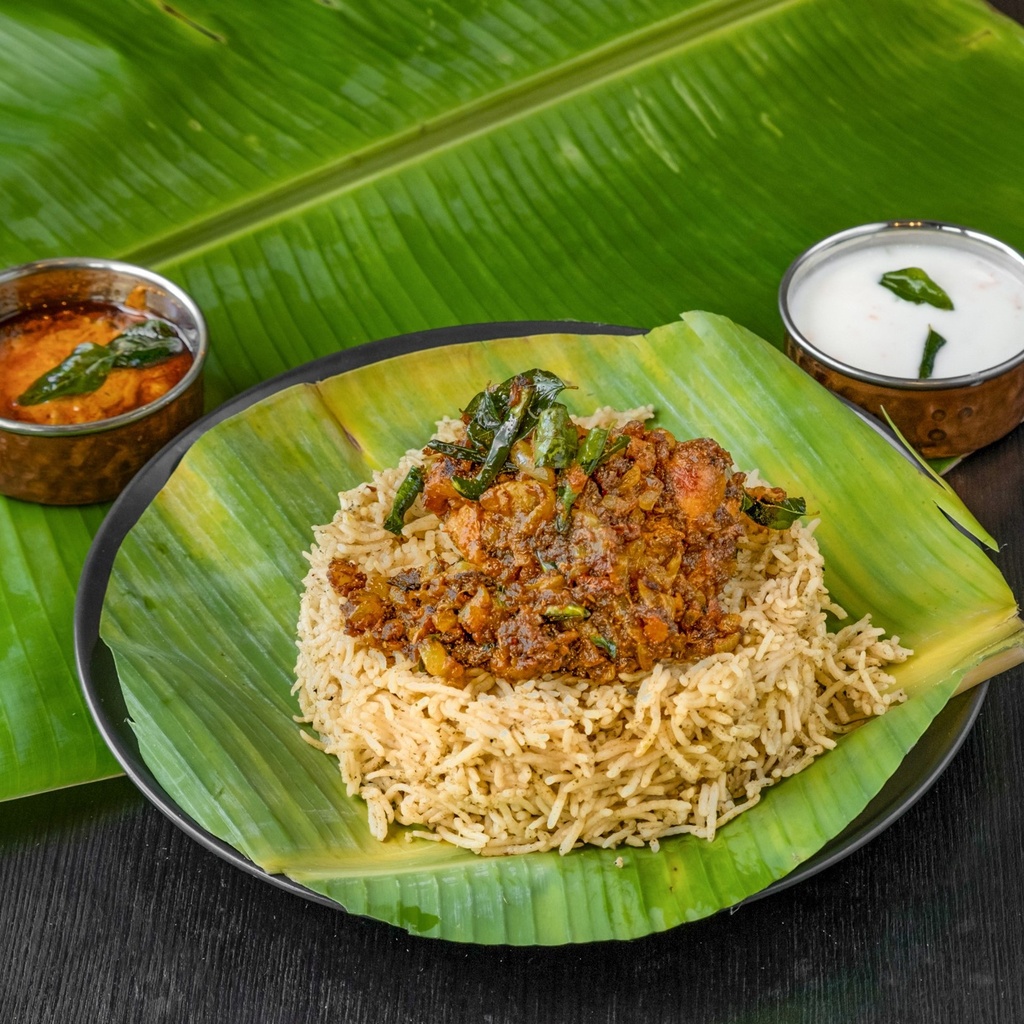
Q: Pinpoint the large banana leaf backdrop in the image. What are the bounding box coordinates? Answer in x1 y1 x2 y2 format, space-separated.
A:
3 0 1024 921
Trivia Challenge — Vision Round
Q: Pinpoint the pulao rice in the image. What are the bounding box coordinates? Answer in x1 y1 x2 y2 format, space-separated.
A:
293 410 910 856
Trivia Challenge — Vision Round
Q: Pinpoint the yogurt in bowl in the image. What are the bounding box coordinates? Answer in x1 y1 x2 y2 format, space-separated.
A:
780 221 1024 458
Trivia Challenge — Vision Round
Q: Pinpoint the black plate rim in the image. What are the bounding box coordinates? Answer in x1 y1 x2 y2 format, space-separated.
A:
74 319 988 927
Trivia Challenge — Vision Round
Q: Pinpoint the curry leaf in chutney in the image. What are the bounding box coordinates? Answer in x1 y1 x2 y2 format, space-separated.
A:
16 319 185 406
918 327 948 379
879 267 955 310
108 319 184 368
17 342 115 405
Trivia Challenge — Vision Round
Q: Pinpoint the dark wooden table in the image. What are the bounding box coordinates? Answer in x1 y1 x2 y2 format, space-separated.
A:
4 3 1024 1020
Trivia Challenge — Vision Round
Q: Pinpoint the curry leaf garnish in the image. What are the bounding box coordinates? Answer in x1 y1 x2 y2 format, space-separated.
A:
16 318 185 406
462 369 572 450
596 434 629 466
452 386 535 500
917 326 947 379
533 403 578 468
879 267 954 310
383 466 425 535
424 439 516 472
577 426 610 474
554 426 615 531
740 491 807 530
534 549 558 572
424 439 488 461
463 386 505 449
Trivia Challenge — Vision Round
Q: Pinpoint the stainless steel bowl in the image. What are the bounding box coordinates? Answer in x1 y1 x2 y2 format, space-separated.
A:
780 220 1024 458
0 257 207 504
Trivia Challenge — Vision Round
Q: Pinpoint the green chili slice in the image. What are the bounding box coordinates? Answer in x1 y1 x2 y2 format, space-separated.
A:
542 603 590 620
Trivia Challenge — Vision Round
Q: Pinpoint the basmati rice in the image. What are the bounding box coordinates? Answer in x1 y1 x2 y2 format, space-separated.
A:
293 411 910 856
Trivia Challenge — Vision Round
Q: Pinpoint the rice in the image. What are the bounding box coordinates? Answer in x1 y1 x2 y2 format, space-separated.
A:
292 410 910 856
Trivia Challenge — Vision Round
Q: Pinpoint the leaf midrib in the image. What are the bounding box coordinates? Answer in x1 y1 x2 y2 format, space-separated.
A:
123 0 800 270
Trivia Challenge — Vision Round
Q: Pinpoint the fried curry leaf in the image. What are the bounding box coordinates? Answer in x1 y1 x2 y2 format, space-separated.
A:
596 434 630 466
533 403 578 469
554 426 614 531
463 386 504 450
396 372 566 522
577 426 611 473
383 466 425 535
424 439 517 471
424 439 486 462
741 491 807 529
463 369 570 449
918 326 948 379
879 267 955 310
453 385 536 500
591 634 618 658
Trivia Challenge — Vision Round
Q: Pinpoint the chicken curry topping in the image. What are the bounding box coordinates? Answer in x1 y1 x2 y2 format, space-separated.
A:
327 370 804 683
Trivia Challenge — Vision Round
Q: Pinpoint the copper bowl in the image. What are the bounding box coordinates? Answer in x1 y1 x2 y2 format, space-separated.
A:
0 258 207 505
779 221 1024 458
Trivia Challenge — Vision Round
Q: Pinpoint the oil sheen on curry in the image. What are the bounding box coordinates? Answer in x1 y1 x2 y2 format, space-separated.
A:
0 297 192 426
327 369 804 684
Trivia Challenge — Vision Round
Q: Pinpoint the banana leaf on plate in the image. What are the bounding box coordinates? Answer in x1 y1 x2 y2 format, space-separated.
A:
80 313 1024 944
5 0 1024 801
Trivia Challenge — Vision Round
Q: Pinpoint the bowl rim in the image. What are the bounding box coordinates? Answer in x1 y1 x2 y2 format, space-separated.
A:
778 219 1024 390
0 256 208 437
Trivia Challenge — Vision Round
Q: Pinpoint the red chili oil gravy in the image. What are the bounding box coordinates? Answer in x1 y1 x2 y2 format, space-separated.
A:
0 298 192 426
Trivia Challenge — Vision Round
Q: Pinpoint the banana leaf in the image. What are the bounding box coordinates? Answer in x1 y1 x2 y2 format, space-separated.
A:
93 313 1024 944
5 0 1024 801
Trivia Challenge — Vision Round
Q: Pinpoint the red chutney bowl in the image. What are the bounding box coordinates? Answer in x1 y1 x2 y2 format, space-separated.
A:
0 257 207 505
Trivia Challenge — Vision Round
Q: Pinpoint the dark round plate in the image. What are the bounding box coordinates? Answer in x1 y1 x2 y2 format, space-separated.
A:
74 320 987 915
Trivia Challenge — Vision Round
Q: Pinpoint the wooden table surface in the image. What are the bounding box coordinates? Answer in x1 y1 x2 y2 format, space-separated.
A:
3 2 1024 1021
